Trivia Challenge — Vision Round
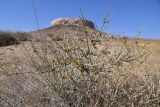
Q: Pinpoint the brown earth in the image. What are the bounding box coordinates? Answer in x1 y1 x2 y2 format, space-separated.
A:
0 24 160 106
0 25 159 68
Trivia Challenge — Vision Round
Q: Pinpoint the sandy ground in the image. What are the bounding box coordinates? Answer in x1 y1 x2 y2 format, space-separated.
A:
0 38 159 68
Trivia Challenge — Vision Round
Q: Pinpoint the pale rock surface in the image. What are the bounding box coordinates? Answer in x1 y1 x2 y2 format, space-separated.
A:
51 18 95 29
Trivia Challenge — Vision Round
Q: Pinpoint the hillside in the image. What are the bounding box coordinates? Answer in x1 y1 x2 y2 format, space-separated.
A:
0 24 160 66
0 23 160 106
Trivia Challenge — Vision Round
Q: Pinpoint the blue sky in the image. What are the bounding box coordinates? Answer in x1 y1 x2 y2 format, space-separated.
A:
0 0 160 39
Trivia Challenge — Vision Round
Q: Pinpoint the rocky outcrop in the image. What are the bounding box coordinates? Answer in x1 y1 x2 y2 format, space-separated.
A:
51 18 95 29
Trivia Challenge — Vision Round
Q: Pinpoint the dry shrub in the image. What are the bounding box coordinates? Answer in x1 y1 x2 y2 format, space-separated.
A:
16 27 159 106
52 36 63 41
0 30 29 47
0 21 160 106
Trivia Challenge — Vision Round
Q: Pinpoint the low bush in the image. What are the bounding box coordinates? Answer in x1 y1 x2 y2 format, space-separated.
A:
0 21 159 107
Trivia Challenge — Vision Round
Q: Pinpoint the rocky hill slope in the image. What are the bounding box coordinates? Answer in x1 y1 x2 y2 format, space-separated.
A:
0 18 160 106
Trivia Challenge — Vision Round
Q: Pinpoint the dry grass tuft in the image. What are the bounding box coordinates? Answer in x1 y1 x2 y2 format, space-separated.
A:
0 30 29 47
0 17 160 106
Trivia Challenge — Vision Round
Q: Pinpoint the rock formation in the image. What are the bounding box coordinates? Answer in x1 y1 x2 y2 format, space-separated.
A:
51 18 95 29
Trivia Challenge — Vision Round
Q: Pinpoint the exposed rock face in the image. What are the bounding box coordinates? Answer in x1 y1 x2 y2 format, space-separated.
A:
51 18 95 29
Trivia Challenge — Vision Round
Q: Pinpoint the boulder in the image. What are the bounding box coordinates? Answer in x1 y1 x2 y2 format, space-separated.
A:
51 18 95 29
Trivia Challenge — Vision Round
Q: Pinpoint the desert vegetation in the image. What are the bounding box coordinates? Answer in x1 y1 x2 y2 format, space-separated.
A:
0 19 160 107
0 6 160 106
0 30 29 47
